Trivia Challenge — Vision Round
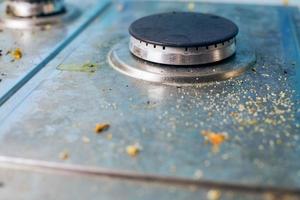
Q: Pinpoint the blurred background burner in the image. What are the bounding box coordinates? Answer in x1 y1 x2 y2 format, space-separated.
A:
129 12 239 66
0 0 79 29
6 0 65 18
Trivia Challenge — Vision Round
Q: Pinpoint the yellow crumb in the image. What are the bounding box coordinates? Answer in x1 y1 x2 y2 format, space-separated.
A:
207 189 221 200
187 2 195 11
282 0 289 6
82 136 90 143
202 130 228 146
126 144 140 157
59 150 69 160
201 130 229 153
94 123 109 133
11 48 22 60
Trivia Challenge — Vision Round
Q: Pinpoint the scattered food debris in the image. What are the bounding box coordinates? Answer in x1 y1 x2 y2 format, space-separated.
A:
94 123 110 133
126 143 142 157
201 130 229 153
207 189 221 200
11 48 22 60
59 150 69 160
82 136 90 144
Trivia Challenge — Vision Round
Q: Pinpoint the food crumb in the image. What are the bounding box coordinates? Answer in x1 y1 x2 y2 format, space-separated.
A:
94 123 110 133
207 189 221 200
126 144 141 157
201 130 229 153
82 136 90 143
187 2 195 11
59 150 69 160
194 169 203 179
11 48 22 60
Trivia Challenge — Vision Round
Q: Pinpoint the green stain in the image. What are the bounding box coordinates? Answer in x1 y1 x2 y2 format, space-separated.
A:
57 62 99 73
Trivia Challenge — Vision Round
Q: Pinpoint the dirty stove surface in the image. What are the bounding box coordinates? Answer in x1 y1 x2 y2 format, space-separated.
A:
0 1 300 199
0 0 110 105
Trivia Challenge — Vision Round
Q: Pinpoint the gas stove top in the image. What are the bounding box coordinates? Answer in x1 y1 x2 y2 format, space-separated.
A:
109 11 254 85
0 0 300 199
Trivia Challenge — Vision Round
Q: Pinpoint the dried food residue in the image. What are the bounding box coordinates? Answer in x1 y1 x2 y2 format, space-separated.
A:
201 130 229 153
59 150 69 160
11 48 22 60
94 123 110 133
126 143 142 157
57 62 99 73
207 189 221 200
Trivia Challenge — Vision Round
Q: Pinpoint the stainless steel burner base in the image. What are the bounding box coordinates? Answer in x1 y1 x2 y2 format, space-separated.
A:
109 39 255 85
6 0 65 18
129 36 236 65
0 3 80 29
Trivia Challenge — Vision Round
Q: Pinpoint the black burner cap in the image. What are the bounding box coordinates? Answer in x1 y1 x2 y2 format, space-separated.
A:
129 12 239 47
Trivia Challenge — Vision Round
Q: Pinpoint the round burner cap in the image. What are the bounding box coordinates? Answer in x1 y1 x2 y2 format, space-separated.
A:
129 12 238 47
128 12 239 65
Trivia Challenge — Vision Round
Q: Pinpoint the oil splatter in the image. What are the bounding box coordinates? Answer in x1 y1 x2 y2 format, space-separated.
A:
57 62 99 73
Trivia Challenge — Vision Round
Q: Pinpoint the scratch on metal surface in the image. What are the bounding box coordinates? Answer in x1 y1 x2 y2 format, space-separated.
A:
0 156 299 197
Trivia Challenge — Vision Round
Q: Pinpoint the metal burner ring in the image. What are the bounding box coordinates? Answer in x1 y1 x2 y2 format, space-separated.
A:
0 3 80 29
6 0 65 18
129 36 236 66
109 39 256 86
